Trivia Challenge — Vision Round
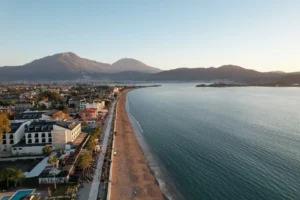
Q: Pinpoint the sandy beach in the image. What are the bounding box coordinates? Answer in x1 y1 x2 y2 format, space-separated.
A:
110 90 165 200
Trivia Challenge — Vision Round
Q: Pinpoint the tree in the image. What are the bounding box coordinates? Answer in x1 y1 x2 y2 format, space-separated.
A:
48 156 59 190
10 100 16 106
86 139 96 152
0 168 24 189
43 146 52 156
0 112 11 142
81 121 88 127
77 153 92 176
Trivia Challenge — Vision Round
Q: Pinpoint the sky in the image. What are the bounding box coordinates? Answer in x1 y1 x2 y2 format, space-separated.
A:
0 0 299 72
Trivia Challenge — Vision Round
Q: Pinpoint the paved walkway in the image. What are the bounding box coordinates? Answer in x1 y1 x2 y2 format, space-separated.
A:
77 100 116 200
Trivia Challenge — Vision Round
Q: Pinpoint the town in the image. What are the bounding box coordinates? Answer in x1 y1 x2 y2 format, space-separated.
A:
0 83 122 200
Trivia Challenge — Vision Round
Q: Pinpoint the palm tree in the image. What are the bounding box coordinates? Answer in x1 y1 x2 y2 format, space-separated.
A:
48 155 58 190
42 146 52 156
78 153 92 177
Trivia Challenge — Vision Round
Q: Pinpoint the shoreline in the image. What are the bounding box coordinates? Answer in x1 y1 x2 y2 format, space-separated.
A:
110 89 165 200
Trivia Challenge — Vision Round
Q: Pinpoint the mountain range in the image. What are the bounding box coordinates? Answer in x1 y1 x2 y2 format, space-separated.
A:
0 52 299 83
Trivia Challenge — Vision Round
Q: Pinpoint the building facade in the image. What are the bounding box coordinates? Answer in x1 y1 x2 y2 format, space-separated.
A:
79 108 98 121
11 120 81 156
0 121 31 153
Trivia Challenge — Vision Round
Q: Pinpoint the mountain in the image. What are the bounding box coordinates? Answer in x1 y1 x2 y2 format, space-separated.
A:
148 65 291 83
0 52 161 81
0 53 299 83
111 58 161 73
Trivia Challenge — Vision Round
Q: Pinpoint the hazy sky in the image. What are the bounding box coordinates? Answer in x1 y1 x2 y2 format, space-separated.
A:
0 0 299 72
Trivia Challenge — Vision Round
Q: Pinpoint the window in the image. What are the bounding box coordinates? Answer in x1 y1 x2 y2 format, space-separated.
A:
10 140 14 144
48 133 52 137
2 134 6 139
35 133 38 137
42 139 46 143
35 139 39 143
9 135 13 139
13 148 17 150
27 134 31 138
49 138 52 143
28 139 32 144
42 133 45 137
18 148 22 150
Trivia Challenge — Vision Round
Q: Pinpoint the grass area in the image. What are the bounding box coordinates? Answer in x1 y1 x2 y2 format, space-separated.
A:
51 183 77 197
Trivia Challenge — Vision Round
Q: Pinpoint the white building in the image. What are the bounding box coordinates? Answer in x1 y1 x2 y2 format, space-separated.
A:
52 121 81 150
0 121 31 153
11 120 81 156
85 100 105 112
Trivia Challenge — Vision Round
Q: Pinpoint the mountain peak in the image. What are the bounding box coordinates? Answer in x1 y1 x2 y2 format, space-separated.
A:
55 52 78 57
111 58 161 73
218 65 244 70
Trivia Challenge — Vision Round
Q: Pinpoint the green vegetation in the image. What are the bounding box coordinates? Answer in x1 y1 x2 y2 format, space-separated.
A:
77 153 92 174
39 91 63 102
43 146 52 156
49 183 77 200
0 168 24 189
48 155 59 190
0 112 11 142
81 121 88 127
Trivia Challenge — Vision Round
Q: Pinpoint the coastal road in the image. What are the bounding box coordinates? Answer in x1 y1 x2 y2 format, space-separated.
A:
77 100 116 200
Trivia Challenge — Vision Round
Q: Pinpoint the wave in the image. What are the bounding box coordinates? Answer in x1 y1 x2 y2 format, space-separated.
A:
126 95 183 200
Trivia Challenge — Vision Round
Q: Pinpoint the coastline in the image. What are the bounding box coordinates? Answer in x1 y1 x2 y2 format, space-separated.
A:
110 89 165 200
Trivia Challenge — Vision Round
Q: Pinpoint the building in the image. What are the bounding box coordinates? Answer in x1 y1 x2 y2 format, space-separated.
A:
52 121 81 150
17 111 46 121
85 100 105 112
0 106 14 115
11 120 81 156
42 110 65 120
15 100 34 111
79 108 98 121
0 121 31 153
69 98 86 111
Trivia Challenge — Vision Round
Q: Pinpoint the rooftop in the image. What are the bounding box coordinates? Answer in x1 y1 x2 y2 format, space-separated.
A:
43 110 60 117
17 111 46 120
80 108 97 113
3 122 24 134
25 121 56 132
55 121 80 130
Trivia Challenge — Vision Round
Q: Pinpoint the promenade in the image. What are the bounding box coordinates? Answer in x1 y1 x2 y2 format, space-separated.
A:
76 100 116 200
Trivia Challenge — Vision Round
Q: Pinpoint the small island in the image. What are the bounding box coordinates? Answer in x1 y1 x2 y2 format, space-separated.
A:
196 82 300 87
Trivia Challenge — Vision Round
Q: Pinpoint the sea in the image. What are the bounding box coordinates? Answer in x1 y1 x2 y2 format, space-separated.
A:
125 83 300 200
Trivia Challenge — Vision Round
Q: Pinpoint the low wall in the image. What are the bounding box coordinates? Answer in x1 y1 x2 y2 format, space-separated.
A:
39 176 69 184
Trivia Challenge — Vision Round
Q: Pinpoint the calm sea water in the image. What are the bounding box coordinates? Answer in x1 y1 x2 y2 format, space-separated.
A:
126 83 300 200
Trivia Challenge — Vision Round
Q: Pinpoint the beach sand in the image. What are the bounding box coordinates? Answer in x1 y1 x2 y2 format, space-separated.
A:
110 90 165 200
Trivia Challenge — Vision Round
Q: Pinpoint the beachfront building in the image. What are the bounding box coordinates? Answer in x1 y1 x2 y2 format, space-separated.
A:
79 108 98 121
11 120 81 156
86 100 105 112
51 121 81 150
0 121 31 153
